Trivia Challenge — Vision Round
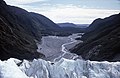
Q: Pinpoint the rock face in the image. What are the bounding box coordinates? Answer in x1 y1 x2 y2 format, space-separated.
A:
71 13 120 61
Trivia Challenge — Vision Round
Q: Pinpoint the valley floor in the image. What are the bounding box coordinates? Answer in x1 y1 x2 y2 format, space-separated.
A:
37 33 82 61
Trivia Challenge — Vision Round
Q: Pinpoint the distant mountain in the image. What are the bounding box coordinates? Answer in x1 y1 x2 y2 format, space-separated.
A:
58 23 77 28
58 23 88 33
58 22 89 28
71 13 120 61
76 24 89 28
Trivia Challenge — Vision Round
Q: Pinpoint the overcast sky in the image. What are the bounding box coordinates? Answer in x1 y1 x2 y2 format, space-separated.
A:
4 0 120 24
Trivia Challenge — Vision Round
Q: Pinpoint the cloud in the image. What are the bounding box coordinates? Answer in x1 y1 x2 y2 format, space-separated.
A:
4 0 120 24
4 0 47 5
25 5 119 24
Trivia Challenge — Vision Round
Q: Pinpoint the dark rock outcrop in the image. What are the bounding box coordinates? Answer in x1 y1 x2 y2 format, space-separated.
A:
71 13 120 61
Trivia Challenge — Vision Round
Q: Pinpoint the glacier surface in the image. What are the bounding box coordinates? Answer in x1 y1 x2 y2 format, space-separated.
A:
0 58 120 78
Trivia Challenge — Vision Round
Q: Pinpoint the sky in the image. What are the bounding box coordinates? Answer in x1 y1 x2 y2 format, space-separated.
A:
4 0 120 24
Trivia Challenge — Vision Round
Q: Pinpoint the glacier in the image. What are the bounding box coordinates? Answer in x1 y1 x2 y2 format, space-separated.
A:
0 58 120 78
0 58 29 78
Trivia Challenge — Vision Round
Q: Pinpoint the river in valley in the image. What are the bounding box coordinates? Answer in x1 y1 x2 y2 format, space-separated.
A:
0 33 120 78
37 33 83 62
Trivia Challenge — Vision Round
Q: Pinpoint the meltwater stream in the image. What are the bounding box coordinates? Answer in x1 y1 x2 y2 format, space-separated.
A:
0 33 120 78
53 34 82 62
37 33 82 62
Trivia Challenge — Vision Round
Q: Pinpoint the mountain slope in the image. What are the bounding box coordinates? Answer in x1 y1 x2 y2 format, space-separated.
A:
0 0 47 60
29 12 63 36
71 13 120 61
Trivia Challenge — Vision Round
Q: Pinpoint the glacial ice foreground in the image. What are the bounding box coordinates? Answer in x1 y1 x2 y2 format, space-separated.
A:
0 58 120 78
